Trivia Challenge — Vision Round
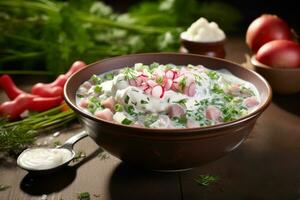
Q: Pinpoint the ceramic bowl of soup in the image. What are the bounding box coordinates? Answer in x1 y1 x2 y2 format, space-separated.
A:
64 53 271 171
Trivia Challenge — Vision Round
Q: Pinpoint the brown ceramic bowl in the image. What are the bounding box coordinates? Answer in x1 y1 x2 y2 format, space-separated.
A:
180 36 226 58
64 53 271 171
251 56 300 95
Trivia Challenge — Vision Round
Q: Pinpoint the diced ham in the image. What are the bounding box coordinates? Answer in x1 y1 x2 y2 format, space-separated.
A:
184 82 196 97
205 106 221 121
95 108 113 121
168 104 186 118
187 119 199 128
101 96 115 110
82 81 92 90
244 96 259 108
79 99 88 108
228 84 240 95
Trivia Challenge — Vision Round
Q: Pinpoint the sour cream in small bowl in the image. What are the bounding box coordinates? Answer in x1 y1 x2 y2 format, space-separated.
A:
180 17 226 58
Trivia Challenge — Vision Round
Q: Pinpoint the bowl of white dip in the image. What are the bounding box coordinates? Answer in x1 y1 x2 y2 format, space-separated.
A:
180 17 226 58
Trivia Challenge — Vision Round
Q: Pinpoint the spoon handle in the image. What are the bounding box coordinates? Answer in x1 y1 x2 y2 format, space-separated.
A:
62 131 88 148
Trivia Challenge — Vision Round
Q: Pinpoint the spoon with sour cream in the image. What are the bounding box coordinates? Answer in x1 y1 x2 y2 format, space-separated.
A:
17 131 88 173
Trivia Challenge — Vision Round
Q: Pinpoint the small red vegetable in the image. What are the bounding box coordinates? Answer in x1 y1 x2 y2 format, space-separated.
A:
256 40 300 68
246 14 294 53
31 61 86 97
29 96 63 112
0 75 33 100
0 94 34 120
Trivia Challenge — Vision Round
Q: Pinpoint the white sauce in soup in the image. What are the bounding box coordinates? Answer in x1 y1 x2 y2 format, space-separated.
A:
76 63 260 129
18 148 73 170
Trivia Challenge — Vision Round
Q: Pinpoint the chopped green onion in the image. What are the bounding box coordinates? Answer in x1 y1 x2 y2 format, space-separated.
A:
93 85 102 93
77 192 90 200
121 118 133 125
125 95 130 104
114 104 123 112
91 75 102 85
140 100 148 104
206 70 219 80
104 73 114 80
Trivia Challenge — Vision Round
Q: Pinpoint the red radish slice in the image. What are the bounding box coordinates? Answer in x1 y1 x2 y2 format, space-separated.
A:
151 85 164 98
144 87 152 94
166 70 176 79
129 79 137 86
138 74 148 81
136 76 143 86
147 80 157 87
164 79 173 90
154 68 165 77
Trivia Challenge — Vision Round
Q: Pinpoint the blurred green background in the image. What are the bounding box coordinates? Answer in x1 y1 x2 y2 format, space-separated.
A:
0 0 298 76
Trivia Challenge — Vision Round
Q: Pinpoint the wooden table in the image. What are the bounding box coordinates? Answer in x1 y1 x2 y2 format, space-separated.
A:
1 38 300 200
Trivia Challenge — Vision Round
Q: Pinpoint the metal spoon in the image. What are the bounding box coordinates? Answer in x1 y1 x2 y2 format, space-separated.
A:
17 131 88 174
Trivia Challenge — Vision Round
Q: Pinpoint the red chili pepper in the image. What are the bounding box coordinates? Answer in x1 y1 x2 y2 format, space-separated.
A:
0 94 34 120
0 75 33 100
31 61 86 97
29 96 63 112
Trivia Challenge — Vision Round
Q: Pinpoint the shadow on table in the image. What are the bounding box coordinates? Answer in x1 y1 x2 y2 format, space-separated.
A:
272 93 300 116
108 163 181 200
20 147 102 196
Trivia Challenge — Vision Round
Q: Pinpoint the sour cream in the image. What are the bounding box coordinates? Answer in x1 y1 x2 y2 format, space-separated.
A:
181 17 225 42
17 148 73 170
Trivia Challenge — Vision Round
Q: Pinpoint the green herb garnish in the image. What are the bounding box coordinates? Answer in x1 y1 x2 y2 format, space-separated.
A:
121 118 133 125
172 116 187 126
178 76 187 92
114 104 123 112
127 105 137 116
52 140 61 147
156 76 164 84
77 192 90 200
91 75 102 85
76 94 84 98
140 100 148 104
73 150 86 163
104 73 114 80
125 95 130 104
172 98 187 106
93 85 102 93
0 184 10 192
206 70 219 80
212 84 224 94
123 67 137 80
144 114 159 127
195 175 219 186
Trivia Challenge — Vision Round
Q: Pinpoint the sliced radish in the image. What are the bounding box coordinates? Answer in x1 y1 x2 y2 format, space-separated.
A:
166 70 177 80
136 76 143 86
128 79 137 86
138 74 148 81
154 68 165 77
151 85 165 98
144 87 152 94
164 79 173 90
147 79 157 87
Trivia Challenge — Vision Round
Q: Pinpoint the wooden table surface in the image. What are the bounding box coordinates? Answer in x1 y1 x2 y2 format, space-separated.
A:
1 38 300 200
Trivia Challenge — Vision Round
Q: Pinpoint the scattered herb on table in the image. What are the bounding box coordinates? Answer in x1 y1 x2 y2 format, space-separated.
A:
52 140 62 147
73 150 86 163
0 184 10 192
77 192 90 200
98 151 110 160
195 175 219 186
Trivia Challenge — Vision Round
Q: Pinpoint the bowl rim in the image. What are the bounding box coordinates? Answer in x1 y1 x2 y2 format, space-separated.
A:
251 56 300 71
64 53 272 133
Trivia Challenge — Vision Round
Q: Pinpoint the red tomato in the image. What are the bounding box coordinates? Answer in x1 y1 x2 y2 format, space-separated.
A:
246 14 294 53
256 40 300 68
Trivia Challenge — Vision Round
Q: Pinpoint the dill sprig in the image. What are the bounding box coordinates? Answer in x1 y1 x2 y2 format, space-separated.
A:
0 104 76 154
